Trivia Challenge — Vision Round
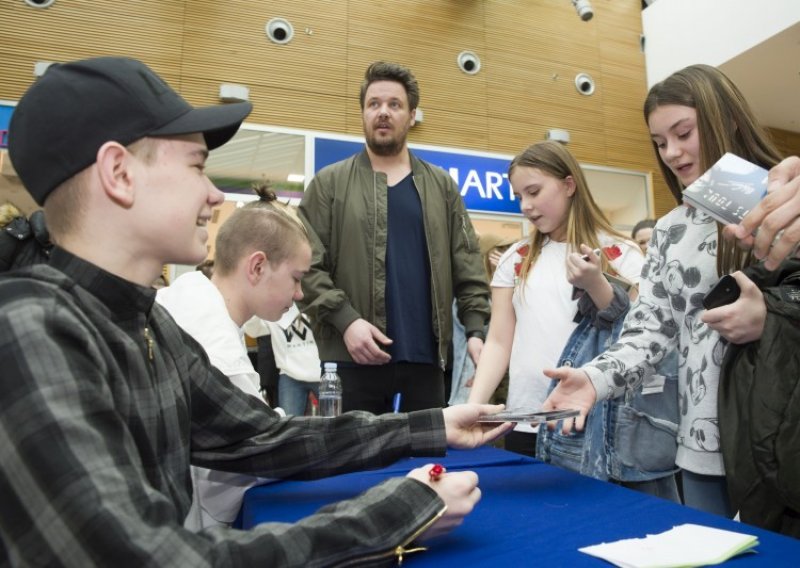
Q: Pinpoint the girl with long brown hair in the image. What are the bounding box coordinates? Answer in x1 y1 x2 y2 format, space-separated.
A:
542 64 782 517
468 141 643 457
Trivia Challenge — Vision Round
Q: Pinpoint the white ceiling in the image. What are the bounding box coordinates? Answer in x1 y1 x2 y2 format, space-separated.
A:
720 21 800 133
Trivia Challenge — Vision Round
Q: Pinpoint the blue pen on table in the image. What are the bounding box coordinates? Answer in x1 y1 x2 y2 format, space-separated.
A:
392 392 402 413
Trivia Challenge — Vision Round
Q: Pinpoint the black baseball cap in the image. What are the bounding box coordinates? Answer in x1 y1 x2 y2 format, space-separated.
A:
9 56 252 205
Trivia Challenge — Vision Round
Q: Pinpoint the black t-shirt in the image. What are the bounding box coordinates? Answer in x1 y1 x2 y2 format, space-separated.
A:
385 173 436 364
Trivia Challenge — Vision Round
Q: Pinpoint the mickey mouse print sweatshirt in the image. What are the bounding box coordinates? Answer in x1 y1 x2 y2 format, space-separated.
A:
583 205 728 476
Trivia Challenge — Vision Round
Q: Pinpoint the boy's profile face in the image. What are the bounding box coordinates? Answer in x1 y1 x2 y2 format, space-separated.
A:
132 133 225 267
253 242 312 321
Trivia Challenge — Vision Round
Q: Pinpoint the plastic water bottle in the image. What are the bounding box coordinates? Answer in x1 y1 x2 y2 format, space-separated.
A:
319 362 342 417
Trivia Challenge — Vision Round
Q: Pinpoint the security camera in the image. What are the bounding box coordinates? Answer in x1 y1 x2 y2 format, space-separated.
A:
571 0 594 22
574 73 595 96
266 17 294 45
457 51 481 75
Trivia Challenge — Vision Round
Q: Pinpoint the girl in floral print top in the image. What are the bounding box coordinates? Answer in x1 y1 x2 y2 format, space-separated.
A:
468 141 643 458
542 65 783 517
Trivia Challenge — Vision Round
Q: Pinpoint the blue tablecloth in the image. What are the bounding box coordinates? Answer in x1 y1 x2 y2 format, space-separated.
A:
239 447 800 566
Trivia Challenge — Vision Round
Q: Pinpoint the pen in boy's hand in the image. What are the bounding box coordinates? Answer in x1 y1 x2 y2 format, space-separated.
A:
428 463 445 481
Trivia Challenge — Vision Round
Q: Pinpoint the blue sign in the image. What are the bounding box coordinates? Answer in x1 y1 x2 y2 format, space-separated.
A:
314 137 520 215
0 104 13 148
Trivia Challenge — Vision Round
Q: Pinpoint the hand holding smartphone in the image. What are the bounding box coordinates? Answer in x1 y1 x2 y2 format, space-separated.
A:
702 274 741 309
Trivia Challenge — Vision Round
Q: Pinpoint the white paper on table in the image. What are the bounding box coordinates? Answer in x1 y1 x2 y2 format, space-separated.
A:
578 523 759 568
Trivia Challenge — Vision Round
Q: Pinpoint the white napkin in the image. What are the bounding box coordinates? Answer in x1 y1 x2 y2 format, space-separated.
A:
578 523 759 568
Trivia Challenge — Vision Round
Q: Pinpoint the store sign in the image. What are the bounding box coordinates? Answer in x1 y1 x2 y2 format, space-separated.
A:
314 137 519 215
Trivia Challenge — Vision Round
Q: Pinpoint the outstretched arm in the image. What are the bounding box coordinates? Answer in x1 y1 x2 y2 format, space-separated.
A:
468 287 514 404
540 367 597 434
442 403 514 448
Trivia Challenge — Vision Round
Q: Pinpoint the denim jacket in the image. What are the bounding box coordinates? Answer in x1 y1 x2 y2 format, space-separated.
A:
537 286 680 482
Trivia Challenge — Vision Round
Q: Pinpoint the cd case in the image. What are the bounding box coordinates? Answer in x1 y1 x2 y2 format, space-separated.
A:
476 408 580 423
681 153 768 226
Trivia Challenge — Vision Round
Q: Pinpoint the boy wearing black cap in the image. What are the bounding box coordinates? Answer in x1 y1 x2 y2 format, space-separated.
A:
0 57 510 566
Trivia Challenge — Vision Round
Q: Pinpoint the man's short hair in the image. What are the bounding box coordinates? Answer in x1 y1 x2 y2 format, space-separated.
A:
9 56 252 206
359 61 420 110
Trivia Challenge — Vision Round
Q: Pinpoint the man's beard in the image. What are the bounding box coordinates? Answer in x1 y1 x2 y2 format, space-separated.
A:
365 130 406 157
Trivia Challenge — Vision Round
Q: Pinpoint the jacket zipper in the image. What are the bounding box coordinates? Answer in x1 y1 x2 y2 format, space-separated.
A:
372 171 378 325
331 504 447 567
413 174 445 370
460 215 474 253
143 325 154 361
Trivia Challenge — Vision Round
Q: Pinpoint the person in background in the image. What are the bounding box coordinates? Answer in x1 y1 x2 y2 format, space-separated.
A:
0 55 512 566
631 218 656 253
157 191 304 529
0 203 51 270
240 186 322 417
243 303 322 417
251 321 281 406
299 61 490 414
468 141 644 458
449 233 515 405
542 64 782 517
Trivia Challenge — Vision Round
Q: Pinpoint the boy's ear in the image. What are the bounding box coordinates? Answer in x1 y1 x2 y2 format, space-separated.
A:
95 142 136 207
246 250 269 284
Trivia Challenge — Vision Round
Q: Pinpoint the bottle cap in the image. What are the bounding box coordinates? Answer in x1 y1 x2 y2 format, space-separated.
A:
323 362 337 373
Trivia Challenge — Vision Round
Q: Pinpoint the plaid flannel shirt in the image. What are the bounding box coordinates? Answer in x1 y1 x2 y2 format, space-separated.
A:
0 248 447 567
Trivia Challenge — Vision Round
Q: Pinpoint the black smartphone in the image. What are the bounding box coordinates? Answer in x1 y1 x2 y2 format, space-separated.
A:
702 274 741 309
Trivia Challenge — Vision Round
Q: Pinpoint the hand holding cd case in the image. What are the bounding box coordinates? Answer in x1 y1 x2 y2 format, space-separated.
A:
681 153 768 225
476 408 580 423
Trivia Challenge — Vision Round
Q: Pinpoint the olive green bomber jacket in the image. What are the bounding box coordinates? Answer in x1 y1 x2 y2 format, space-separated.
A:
298 149 491 367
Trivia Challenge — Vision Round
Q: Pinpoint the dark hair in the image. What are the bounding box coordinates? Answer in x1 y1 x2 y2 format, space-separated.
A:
631 218 656 238
359 61 420 110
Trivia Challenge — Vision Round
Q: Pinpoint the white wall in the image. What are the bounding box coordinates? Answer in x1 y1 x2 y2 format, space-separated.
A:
642 0 800 86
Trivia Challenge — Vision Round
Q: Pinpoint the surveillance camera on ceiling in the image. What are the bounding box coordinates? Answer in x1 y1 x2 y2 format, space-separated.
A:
24 0 56 7
574 73 596 96
266 17 294 44
457 51 481 75
572 0 594 22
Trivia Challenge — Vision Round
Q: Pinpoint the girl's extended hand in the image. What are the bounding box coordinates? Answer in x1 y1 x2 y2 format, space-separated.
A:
701 271 766 344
